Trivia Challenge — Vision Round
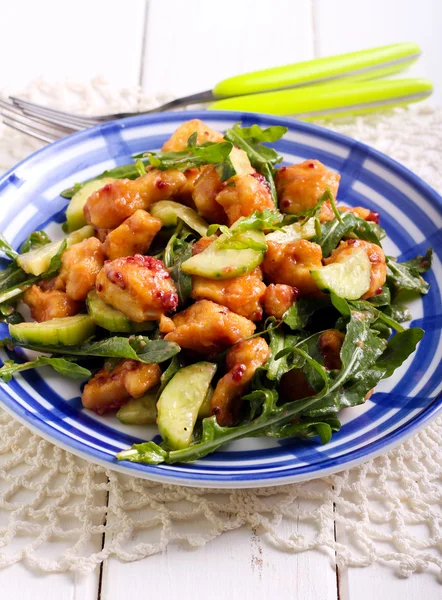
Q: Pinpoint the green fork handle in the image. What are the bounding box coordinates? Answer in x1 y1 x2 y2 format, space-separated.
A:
212 42 421 97
208 78 433 119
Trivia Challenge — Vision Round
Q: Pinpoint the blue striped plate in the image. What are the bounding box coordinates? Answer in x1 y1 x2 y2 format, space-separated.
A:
0 111 441 488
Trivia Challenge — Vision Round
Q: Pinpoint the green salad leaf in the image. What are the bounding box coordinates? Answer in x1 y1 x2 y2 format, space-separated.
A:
224 123 287 203
5 336 180 364
0 356 91 382
386 249 432 295
19 231 51 254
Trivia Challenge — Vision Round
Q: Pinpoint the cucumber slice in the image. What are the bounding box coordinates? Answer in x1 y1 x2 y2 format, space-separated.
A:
66 177 115 232
198 385 214 419
157 362 217 449
310 248 371 299
181 227 266 279
266 218 316 244
229 147 254 177
87 290 153 333
117 391 157 425
150 200 208 236
9 315 95 346
17 226 95 276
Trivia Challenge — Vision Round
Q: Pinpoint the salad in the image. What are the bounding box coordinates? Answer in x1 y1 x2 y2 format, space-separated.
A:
0 119 432 466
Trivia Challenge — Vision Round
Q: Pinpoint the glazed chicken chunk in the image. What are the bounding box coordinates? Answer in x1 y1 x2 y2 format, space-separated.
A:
82 359 161 414
164 299 255 355
103 209 162 260
84 169 186 229
276 160 340 221
215 172 274 225
211 338 270 426
192 165 227 223
191 268 266 321
324 239 387 299
262 239 323 296
162 119 224 152
23 285 80 322
263 283 298 319
96 255 178 322
319 329 345 370
60 237 105 301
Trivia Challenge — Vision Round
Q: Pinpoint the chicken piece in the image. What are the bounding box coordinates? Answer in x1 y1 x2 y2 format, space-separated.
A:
95 228 113 243
84 169 186 229
215 172 274 225
23 285 80 322
324 239 386 299
165 299 255 355
276 160 340 217
60 237 105 301
96 255 178 322
192 165 227 223
319 329 345 370
191 268 266 321
263 283 298 319
82 359 161 414
262 239 323 296
103 209 162 260
162 119 224 152
159 314 175 334
211 338 270 426
174 168 200 207
339 206 380 223
192 235 217 255
39 276 65 291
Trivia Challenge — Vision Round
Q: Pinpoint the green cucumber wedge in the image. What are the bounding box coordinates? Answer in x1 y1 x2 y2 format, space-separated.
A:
310 247 371 299
150 200 208 236
66 177 115 232
182 228 266 279
157 362 217 449
9 315 96 346
87 290 153 333
266 217 316 244
117 391 157 425
17 226 95 276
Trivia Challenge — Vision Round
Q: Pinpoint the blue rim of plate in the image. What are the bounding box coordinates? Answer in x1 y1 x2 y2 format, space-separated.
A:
0 109 440 488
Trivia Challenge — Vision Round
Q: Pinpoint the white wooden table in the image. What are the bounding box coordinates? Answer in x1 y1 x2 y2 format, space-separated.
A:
0 1 441 598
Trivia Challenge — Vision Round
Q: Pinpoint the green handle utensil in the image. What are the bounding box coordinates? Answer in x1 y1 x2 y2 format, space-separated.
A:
208 78 433 119
212 42 421 97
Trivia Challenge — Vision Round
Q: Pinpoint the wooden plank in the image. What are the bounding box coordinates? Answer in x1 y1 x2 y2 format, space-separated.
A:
141 0 315 96
0 0 147 90
313 0 442 103
101 482 338 600
0 564 99 600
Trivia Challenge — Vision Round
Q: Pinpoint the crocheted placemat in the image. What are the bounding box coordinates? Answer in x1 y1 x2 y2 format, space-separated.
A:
0 80 441 578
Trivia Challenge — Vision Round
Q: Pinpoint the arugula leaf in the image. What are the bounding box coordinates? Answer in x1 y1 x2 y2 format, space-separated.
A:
0 263 28 293
383 302 411 323
0 356 91 382
60 160 150 198
6 336 180 364
317 212 356 257
375 328 424 377
145 140 235 180
386 250 432 295
283 298 330 330
351 216 385 244
19 231 51 254
229 209 283 233
0 234 18 261
224 123 287 203
401 248 433 273
266 416 341 444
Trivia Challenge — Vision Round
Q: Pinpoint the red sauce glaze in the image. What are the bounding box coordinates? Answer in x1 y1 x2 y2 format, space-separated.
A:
101 183 113 193
107 270 126 289
374 287 383 295
155 289 178 311
308 162 316 168
156 179 168 190
231 363 246 382
292 286 300 300
367 211 380 224
96 283 103 292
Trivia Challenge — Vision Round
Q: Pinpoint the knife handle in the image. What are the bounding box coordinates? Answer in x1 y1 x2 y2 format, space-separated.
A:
212 43 421 98
208 78 433 119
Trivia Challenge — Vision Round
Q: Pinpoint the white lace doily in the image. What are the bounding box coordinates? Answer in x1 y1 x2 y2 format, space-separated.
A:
0 80 441 578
